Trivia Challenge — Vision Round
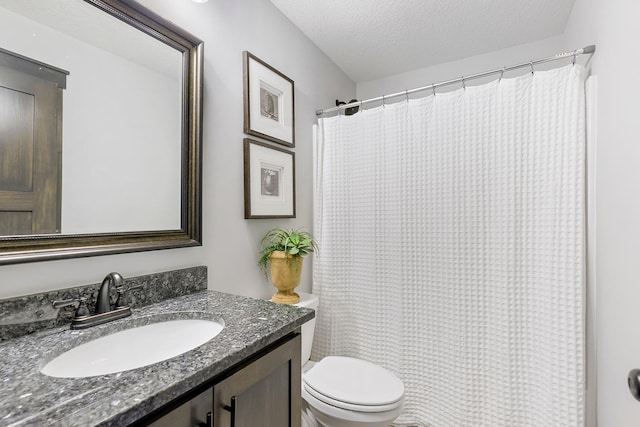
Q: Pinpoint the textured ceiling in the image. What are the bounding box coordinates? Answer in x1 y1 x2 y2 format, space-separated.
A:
269 0 576 82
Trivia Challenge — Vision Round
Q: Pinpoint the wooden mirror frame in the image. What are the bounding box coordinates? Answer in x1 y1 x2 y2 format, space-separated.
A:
0 0 203 265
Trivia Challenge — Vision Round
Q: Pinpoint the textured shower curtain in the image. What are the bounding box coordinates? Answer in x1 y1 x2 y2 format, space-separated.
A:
312 64 586 427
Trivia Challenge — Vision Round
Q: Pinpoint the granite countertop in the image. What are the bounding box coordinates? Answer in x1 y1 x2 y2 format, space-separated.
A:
0 290 314 426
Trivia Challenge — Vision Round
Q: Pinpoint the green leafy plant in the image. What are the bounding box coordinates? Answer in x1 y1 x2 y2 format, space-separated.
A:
258 227 318 279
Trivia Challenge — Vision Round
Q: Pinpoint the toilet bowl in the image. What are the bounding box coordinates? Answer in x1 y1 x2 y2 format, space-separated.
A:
295 293 404 427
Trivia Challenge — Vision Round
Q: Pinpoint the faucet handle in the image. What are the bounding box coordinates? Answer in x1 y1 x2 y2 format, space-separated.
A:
52 296 90 319
74 297 90 318
114 285 142 309
52 298 81 309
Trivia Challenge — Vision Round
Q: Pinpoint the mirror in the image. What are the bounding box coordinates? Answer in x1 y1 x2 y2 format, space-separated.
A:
0 0 203 264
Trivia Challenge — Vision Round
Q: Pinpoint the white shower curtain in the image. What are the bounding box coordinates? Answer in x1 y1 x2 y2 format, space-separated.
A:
313 64 586 427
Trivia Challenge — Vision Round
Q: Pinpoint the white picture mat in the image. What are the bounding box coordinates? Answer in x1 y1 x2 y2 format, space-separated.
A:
249 58 293 144
249 142 294 215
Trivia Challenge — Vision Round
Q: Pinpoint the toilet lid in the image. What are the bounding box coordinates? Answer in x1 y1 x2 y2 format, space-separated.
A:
303 356 404 409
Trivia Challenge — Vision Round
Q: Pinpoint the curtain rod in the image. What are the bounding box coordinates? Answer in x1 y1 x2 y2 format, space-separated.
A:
316 45 596 117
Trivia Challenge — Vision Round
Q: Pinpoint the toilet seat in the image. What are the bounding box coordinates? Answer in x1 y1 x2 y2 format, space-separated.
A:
303 356 404 413
303 385 404 425
303 383 403 413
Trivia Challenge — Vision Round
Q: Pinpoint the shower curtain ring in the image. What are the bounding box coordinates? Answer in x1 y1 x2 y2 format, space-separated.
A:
499 67 505 82
572 52 577 65
432 84 436 96
461 77 466 90
405 90 409 102
382 95 386 107
530 60 534 75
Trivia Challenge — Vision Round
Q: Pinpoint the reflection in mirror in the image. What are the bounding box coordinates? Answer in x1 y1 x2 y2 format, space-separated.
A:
0 0 203 264
0 0 182 234
0 47 68 236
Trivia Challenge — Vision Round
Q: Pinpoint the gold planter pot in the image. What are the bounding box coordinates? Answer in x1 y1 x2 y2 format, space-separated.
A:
269 251 303 304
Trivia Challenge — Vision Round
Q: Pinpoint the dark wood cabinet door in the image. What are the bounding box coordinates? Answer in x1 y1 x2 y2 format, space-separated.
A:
0 58 63 235
214 334 302 427
148 387 213 427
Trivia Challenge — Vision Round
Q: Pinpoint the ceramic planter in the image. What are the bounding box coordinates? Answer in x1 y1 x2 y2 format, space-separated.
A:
269 251 303 304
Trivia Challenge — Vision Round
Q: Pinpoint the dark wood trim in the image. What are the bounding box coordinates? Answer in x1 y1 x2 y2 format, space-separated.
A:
55 83 64 234
186 41 204 244
84 0 202 51
0 0 203 265
0 192 33 211
0 230 199 264
243 51 295 148
243 139 252 218
0 47 69 89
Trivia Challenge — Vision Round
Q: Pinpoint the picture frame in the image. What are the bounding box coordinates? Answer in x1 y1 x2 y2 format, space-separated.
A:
243 138 296 219
243 51 295 147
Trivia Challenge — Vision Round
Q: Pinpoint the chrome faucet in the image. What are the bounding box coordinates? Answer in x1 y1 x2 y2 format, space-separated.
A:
96 272 124 314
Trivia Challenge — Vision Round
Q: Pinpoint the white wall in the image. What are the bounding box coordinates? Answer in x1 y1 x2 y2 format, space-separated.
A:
0 0 355 299
357 35 567 100
61 51 182 234
564 0 640 425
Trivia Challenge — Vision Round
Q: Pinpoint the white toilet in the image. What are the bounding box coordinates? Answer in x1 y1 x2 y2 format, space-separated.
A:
295 293 404 427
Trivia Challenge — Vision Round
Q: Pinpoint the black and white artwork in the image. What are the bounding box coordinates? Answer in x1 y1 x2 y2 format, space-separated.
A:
260 166 280 196
260 86 279 122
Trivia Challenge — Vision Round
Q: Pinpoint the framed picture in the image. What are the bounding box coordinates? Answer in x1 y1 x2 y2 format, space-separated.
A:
243 138 295 218
243 51 295 147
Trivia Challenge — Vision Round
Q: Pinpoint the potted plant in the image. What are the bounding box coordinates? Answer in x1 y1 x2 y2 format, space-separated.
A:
258 227 318 304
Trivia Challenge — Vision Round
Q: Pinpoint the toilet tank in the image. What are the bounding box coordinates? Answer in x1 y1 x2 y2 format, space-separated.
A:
294 292 318 365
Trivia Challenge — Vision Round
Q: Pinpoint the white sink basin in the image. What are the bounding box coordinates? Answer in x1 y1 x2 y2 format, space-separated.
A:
41 319 224 378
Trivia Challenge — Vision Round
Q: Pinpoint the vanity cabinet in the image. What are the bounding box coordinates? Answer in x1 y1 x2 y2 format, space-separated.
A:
142 333 301 427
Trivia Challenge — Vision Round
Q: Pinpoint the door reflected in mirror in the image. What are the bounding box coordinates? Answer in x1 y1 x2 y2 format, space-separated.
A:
0 0 182 236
